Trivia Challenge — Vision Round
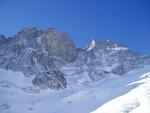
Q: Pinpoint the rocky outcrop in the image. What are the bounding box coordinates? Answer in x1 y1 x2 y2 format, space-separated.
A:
89 69 110 81
32 70 67 89
111 60 142 75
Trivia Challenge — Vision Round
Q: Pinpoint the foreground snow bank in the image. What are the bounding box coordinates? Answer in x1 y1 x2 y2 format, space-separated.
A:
0 67 150 113
92 71 150 113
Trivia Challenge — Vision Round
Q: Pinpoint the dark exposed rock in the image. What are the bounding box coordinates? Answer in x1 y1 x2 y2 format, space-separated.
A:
39 28 77 62
111 60 143 75
32 70 67 89
0 104 10 112
89 69 110 81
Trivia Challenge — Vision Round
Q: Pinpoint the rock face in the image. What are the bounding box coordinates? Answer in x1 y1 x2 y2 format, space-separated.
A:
0 28 77 89
75 39 144 77
89 69 110 81
0 28 149 89
32 70 67 89
39 28 77 62
83 39 137 66
111 60 142 75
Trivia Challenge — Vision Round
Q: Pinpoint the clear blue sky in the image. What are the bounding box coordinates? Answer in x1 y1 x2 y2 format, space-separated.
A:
0 0 150 54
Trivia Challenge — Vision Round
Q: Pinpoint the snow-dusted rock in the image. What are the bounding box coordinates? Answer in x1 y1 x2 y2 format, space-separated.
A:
112 60 143 75
76 39 144 76
89 69 110 81
39 28 77 62
0 104 10 112
0 28 78 89
32 69 67 89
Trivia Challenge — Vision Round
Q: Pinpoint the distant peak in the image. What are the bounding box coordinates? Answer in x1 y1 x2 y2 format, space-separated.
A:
20 27 38 32
90 39 96 46
86 39 97 51
15 27 42 39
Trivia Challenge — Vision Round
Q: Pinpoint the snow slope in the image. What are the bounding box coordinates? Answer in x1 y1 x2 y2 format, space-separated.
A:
92 68 150 113
0 66 150 113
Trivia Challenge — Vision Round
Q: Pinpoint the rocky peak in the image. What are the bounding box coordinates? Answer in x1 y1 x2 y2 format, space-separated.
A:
18 27 39 34
0 34 6 41
85 39 129 52
15 27 42 39
86 39 97 51
0 35 6 45
39 29 77 62
0 27 79 89
76 39 138 72
45 27 57 33
95 40 129 50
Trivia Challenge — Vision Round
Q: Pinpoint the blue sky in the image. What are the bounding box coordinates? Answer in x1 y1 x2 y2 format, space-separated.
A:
0 0 150 53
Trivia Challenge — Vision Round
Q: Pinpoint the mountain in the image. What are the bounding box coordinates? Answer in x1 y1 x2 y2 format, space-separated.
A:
0 28 77 89
74 39 148 81
0 27 150 113
0 28 150 89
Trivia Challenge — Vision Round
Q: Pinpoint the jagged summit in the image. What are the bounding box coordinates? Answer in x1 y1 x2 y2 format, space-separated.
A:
86 39 97 51
85 39 129 52
19 27 39 32
17 27 41 34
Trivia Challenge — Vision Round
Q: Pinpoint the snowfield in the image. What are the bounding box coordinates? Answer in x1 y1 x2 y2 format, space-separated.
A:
0 66 150 113
92 69 150 113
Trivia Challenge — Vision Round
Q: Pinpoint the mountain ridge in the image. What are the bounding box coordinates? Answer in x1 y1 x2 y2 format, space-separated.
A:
0 27 150 90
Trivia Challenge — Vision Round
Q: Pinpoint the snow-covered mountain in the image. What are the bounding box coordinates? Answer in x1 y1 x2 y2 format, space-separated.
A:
0 28 150 113
0 28 77 89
